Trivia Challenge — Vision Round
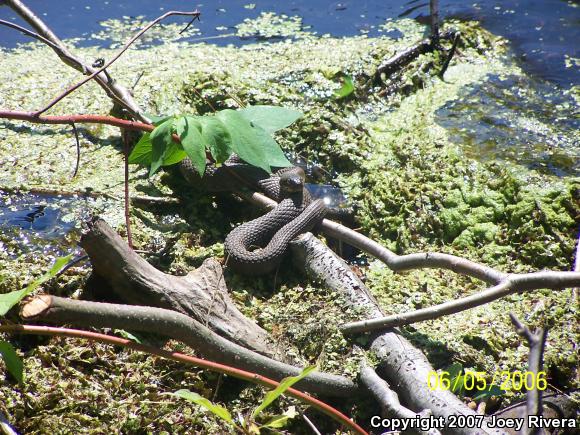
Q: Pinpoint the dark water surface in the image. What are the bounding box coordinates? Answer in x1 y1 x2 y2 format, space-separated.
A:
0 0 578 87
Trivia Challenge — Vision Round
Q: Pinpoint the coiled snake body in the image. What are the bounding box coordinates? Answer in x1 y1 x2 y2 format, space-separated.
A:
180 158 327 275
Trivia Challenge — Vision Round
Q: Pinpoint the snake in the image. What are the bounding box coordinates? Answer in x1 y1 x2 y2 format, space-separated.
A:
180 157 327 275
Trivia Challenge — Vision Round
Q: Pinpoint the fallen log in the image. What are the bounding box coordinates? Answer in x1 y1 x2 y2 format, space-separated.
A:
20 295 359 398
291 233 505 435
80 216 287 361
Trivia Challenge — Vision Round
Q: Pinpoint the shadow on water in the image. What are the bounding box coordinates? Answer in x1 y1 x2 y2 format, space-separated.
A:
0 192 85 258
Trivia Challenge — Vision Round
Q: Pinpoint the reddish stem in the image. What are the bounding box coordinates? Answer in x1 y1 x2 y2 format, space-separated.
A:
0 324 368 435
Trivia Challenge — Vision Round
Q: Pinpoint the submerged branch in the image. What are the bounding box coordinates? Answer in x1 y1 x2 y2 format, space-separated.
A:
373 30 455 83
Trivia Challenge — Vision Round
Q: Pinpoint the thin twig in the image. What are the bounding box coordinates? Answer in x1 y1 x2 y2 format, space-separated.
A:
131 71 145 91
0 18 60 51
0 185 179 205
0 323 367 435
341 272 580 334
574 226 580 272
54 255 89 278
430 0 440 44
509 314 548 435
70 122 81 178
302 414 322 435
33 10 200 117
439 32 460 78
122 130 133 248
4 0 145 120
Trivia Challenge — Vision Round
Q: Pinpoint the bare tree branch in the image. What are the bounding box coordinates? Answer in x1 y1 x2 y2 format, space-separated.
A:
0 185 179 205
290 233 503 435
20 295 358 398
4 0 146 120
32 10 200 117
122 130 133 248
359 363 440 435
430 0 440 44
509 314 548 435
0 322 367 435
341 272 580 334
439 32 461 78
70 122 80 178
373 30 455 83
239 190 507 283
0 18 60 51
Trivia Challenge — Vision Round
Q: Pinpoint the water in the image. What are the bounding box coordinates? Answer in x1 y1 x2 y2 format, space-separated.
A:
0 191 81 257
0 1 578 87
0 1 577 244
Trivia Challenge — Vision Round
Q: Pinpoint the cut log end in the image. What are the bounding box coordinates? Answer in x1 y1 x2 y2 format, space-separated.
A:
21 294 53 319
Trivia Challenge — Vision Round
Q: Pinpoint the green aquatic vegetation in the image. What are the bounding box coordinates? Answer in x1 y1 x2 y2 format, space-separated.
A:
91 16 201 48
174 365 314 433
235 12 311 40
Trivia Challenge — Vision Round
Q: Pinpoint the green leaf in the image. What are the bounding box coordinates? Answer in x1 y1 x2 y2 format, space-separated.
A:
333 74 355 99
0 341 23 384
174 390 234 424
446 362 463 380
162 143 188 166
238 105 303 134
0 254 73 316
128 132 153 165
176 116 206 176
473 385 506 401
261 406 298 429
217 109 291 172
149 117 175 176
114 330 142 343
198 117 233 164
143 113 172 126
252 365 316 420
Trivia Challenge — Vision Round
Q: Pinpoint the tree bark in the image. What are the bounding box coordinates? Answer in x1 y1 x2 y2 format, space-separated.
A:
80 216 288 362
291 233 506 435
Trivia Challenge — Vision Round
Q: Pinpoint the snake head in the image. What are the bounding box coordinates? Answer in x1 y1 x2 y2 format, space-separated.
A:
279 167 306 193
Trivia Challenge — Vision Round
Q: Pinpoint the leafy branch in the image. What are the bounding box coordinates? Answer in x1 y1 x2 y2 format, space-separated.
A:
129 105 303 176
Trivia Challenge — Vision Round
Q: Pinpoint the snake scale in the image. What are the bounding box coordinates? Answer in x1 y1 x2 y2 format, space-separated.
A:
180 157 327 275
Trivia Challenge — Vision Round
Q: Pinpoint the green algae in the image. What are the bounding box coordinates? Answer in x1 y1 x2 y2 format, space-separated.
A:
0 13 579 433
